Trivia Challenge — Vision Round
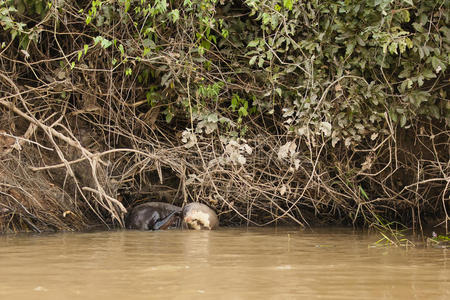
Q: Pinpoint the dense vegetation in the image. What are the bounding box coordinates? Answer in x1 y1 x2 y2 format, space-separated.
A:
0 0 448 233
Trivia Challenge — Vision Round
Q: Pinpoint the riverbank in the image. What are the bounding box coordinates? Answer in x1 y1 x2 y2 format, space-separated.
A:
0 0 448 234
0 120 448 234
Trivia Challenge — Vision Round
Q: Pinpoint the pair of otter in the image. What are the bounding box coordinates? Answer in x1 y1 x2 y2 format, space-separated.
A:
126 202 219 230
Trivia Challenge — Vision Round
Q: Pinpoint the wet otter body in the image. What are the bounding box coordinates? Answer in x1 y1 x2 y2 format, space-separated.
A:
126 202 182 230
182 203 219 230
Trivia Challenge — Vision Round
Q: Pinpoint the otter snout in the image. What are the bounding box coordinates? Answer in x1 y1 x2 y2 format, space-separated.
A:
182 203 219 230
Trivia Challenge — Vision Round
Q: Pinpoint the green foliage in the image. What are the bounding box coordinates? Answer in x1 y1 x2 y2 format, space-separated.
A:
242 0 448 146
431 234 450 242
2 0 447 144
93 36 112 49
230 94 249 122
197 81 223 102
0 0 47 49
427 233 450 248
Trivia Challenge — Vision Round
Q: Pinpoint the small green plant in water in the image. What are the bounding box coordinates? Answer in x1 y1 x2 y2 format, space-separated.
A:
426 232 450 249
370 214 415 248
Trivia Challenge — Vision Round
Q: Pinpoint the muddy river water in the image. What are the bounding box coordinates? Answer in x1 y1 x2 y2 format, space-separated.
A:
0 227 448 299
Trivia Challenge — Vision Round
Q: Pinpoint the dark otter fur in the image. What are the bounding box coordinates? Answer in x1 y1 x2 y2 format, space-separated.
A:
126 202 182 230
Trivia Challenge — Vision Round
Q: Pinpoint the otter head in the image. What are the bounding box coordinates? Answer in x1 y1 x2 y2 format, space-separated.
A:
182 203 219 230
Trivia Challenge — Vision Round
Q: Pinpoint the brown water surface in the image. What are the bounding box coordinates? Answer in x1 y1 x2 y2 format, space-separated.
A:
0 227 448 299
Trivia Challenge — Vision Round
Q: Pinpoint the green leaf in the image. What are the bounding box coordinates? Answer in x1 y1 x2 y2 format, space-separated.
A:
359 185 369 200
400 114 407 127
389 110 398 123
249 56 257 66
165 111 173 123
262 13 270 25
419 14 428 25
275 88 282 97
207 113 218 123
198 45 205 55
429 105 440 119
408 91 430 107
402 0 413 6
283 0 293 11
11 30 17 41
417 75 424 87
431 56 445 73
183 0 192 8
270 14 278 30
345 41 355 56
170 9 179 23
422 69 436 79
258 56 264 67
356 35 366 46
101 38 112 49
398 68 410 79
388 42 398 55
247 40 259 48
402 79 413 91
142 38 156 49
238 106 248 117
221 29 229 38
231 94 239 111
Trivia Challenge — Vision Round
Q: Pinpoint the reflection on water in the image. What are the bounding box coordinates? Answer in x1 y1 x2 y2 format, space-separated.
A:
0 228 448 299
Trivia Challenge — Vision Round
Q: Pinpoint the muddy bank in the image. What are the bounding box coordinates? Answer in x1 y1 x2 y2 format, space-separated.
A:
0 108 448 233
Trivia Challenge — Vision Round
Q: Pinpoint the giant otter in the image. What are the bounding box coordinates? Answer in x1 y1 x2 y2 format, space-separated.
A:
126 201 219 230
182 202 219 230
126 202 182 230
